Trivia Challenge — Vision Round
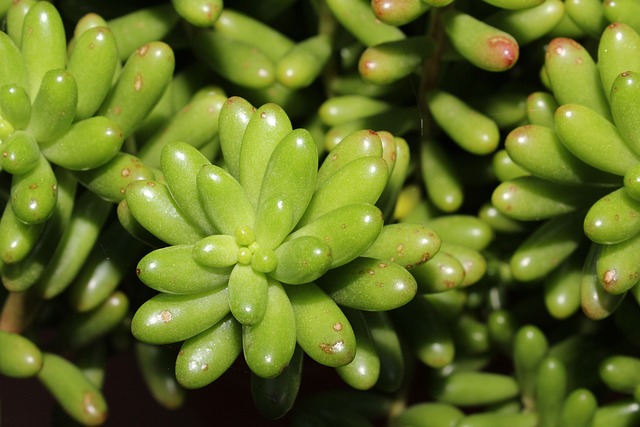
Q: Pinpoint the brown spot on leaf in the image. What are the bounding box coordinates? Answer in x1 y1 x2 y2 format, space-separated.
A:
29 184 37 189
134 73 143 91
160 310 172 323
333 322 343 331
319 340 344 354
319 343 333 353
603 269 617 287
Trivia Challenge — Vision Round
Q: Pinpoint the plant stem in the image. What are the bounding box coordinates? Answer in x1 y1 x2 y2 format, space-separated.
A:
316 0 340 99
418 7 448 138
0 290 41 334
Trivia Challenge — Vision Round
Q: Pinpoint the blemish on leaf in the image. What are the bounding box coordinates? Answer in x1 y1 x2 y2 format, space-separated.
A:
134 73 143 91
603 269 617 286
160 310 172 323
333 322 343 331
320 340 345 354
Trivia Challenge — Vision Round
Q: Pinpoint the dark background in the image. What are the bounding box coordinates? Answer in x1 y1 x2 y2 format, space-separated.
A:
0 347 354 427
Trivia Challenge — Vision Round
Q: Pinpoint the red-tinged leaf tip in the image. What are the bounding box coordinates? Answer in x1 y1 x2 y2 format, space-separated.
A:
487 36 519 71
